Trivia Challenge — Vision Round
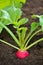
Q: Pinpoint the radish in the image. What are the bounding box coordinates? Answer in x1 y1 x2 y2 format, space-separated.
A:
16 51 29 59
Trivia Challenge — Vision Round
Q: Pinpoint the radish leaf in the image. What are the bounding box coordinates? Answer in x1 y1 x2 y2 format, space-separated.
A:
18 18 28 27
31 22 39 32
39 15 43 31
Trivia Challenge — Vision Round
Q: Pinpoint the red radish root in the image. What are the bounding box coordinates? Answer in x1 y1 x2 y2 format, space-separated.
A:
16 51 29 59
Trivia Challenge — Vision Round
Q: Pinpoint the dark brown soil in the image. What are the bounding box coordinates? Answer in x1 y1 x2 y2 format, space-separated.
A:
0 0 43 65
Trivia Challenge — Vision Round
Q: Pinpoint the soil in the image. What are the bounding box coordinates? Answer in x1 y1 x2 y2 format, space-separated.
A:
0 0 43 65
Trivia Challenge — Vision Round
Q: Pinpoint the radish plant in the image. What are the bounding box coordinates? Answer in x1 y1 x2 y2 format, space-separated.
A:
0 0 43 59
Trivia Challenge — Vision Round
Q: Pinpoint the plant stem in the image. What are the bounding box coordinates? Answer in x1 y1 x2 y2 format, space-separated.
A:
0 22 21 47
0 39 20 50
25 38 43 50
25 29 41 47
24 32 32 44
16 30 21 43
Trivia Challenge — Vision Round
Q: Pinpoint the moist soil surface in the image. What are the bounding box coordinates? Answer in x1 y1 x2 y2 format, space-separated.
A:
0 0 43 65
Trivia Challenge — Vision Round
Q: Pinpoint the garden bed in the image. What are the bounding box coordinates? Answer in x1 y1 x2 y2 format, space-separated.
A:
0 0 43 65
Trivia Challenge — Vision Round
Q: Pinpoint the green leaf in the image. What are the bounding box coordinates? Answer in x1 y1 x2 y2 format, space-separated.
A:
0 0 10 9
18 18 28 27
14 2 22 8
0 6 22 32
0 10 11 20
0 9 11 33
12 0 26 8
20 0 26 3
31 22 39 32
0 10 12 25
14 0 26 4
5 6 22 22
39 16 43 31
0 20 11 33
32 15 40 18
32 15 43 31
0 0 26 9
13 18 28 29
